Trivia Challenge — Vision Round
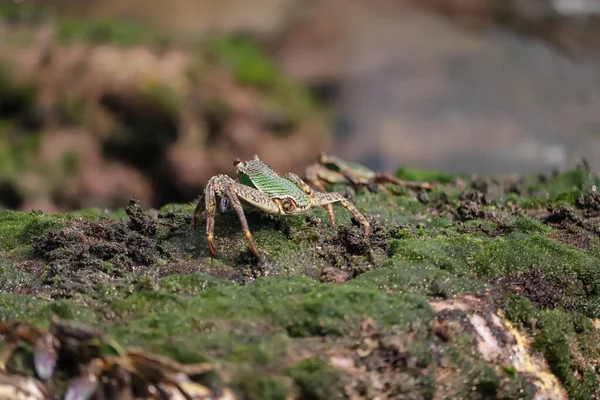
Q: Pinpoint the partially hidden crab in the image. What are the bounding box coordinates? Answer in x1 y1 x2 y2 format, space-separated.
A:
305 152 434 194
192 155 371 257
0 315 232 400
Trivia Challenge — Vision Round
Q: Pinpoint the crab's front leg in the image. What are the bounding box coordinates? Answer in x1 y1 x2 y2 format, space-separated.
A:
198 175 281 257
284 173 336 226
310 192 371 236
199 175 248 257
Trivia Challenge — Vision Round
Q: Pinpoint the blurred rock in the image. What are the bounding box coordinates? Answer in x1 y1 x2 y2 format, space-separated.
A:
270 0 600 175
0 21 327 211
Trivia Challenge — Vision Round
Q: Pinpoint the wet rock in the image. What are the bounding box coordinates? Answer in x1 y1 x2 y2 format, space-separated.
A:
430 294 568 399
32 203 161 296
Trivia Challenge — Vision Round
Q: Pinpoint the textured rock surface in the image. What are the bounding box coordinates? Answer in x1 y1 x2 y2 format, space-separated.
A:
2 163 600 399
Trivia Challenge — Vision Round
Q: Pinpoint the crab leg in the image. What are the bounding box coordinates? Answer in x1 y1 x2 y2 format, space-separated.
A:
371 173 434 191
200 175 283 257
202 175 251 256
284 173 336 226
310 192 371 236
304 165 328 192
226 183 262 257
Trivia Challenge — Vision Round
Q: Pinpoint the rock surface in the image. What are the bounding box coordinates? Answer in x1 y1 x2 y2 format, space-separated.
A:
1 162 600 399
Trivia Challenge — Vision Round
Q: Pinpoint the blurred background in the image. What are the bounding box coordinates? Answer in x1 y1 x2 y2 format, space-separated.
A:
1 0 600 213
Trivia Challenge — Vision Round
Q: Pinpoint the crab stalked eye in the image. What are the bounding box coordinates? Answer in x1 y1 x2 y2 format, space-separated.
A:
233 158 241 167
281 199 296 213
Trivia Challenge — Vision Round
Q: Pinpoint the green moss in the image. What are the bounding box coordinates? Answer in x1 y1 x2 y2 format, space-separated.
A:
395 167 458 184
159 202 195 214
445 336 532 399
3 159 600 399
526 169 600 202
64 208 108 219
390 234 600 317
285 357 345 400
0 294 95 325
350 260 488 298
159 272 234 295
0 258 35 291
0 210 63 253
350 190 428 226
532 310 599 399
513 216 552 234
503 294 539 329
231 370 289 400
106 285 426 375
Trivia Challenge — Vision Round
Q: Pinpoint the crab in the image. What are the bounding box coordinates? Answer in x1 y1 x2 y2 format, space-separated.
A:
305 152 434 194
192 155 371 257
0 315 232 400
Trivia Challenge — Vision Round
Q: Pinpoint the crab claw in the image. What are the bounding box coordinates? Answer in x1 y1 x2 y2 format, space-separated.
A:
64 359 103 400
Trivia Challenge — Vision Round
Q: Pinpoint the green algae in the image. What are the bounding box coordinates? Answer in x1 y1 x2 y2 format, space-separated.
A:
159 272 235 295
531 310 599 399
529 169 600 198
503 293 539 329
389 231 600 317
395 166 458 184
109 276 433 341
352 260 488 298
3 168 600 398
444 338 533 399
231 370 290 400
2 5 600 397
0 210 63 254
0 294 95 326
285 357 345 400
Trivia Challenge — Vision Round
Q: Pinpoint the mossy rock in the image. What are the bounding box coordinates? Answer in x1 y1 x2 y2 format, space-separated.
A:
1 166 600 398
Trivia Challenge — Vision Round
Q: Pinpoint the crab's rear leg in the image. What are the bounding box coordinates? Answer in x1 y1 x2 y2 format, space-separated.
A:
310 191 371 236
284 173 335 226
304 164 329 193
371 173 434 191
195 176 218 256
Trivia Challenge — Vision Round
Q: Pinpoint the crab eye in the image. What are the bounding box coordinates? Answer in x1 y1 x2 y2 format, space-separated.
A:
233 158 241 167
281 199 296 213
